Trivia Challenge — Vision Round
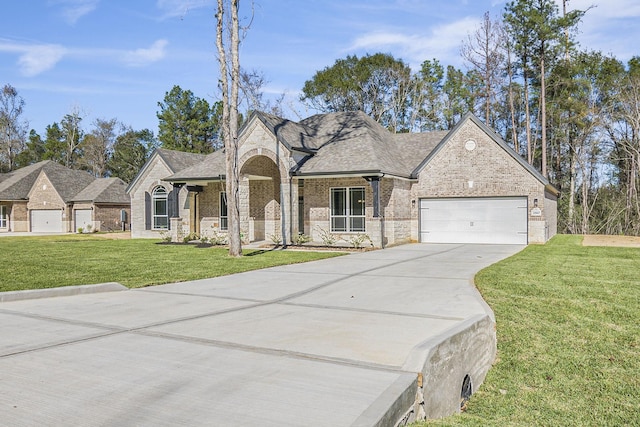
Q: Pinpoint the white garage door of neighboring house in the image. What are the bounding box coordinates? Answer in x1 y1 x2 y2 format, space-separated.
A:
31 210 63 233
420 197 528 244
74 209 92 232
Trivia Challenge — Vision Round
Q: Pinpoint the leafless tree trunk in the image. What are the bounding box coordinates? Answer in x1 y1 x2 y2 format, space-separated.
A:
216 0 242 257
505 39 519 153
461 12 505 127
0 84 28 172
540 47 548 178
567 145 577 232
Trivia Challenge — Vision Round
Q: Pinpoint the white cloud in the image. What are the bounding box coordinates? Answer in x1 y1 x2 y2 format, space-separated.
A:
49 0 100 25
553 0 640 61
18 45 67 76
0 40 67 76
122 39 169 67
347 16 480 68
156 0 211 20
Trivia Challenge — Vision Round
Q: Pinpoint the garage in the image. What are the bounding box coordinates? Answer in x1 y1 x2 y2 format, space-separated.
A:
31 210 63 233
74 209 92 232
419 197 528 244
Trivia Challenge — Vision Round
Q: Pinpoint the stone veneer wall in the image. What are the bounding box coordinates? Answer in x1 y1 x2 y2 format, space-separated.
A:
412 120 553 244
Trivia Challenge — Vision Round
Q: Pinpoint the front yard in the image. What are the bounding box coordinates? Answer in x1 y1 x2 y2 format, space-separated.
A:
421 235 639 426
0 234 343 292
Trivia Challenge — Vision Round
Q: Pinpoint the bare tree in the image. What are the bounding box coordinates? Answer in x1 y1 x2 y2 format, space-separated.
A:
61 106 84 168
0 84 28 172
240 69 285 116
461 12 506 127
216 0 242 257
81 118 119 177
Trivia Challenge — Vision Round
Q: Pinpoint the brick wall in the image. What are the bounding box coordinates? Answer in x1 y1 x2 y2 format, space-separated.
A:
27 171 73 231
6 202 28 232
94 205 130 232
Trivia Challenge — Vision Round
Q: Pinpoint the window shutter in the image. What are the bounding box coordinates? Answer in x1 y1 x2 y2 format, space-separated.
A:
144 192 151 230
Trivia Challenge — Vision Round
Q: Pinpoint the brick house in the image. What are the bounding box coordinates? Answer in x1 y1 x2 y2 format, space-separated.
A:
0 160 130 233
127 111 558 247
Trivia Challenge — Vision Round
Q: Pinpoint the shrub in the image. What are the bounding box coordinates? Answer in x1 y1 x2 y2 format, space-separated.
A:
348 233 373 249
315 226 338 246
268 233 282 245
210 229 228 245
292 233 312 245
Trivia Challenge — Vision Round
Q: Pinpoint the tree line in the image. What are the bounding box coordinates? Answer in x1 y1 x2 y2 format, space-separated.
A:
2 0 639 236
0 84 225 183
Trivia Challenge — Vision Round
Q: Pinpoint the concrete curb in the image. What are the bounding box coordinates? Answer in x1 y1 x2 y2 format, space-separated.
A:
0 282 127 303
351 373 418 427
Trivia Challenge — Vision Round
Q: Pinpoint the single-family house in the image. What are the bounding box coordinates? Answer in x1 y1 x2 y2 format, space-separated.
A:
0 160 131 233
127 111 558 247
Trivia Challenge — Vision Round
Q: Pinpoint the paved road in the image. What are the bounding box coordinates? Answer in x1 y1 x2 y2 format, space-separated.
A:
0 243 522 426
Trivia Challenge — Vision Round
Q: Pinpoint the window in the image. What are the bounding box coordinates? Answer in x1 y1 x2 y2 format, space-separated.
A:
0 205 6 228
330 187 365 232
152 186 168 230
219 192 228 231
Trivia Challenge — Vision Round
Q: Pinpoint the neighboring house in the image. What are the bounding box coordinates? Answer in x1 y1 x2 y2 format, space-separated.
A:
127 111 558 247
70 178 131 232
0 160 131 233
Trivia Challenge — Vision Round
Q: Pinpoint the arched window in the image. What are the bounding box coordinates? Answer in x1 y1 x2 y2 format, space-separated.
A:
152 186 168 230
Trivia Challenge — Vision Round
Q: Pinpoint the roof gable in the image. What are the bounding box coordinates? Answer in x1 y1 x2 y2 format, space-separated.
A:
413 112 558 194
126 148 207 193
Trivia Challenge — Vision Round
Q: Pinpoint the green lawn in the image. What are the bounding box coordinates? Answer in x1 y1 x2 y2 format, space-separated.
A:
0 234 344 291
418 235 639 426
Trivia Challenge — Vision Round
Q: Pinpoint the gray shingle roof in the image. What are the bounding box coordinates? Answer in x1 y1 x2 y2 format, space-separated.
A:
0 160 95 202
160 111 453 181
164 150 226 182
71 177 130 204
289 111 447 178
156 148 208 173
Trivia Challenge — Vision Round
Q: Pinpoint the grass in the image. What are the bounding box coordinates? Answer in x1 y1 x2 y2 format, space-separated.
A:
416 235 639 426
0 234 344 291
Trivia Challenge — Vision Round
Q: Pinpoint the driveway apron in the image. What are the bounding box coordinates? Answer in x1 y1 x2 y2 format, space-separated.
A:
0 243 522 426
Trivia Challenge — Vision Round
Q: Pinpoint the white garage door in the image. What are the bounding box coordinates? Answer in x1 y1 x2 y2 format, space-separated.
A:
74 209 92 232
420 197 528 244
31 210 63 233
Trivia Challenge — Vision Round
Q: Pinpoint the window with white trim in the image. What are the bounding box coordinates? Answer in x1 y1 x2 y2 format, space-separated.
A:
219 192 228 231
330 187 365 232
152 186 168 230
0 205 6 228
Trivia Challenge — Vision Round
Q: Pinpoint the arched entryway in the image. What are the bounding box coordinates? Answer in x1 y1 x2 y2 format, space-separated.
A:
240 155 282 242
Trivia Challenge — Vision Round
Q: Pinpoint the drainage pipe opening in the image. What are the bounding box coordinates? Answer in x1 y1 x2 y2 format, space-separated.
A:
460 374 473 411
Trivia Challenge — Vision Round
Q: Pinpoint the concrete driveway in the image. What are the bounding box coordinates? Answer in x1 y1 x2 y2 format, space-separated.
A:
0 243 522 426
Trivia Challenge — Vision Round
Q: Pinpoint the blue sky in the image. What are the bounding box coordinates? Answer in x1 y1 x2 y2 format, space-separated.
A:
1 0 639 137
